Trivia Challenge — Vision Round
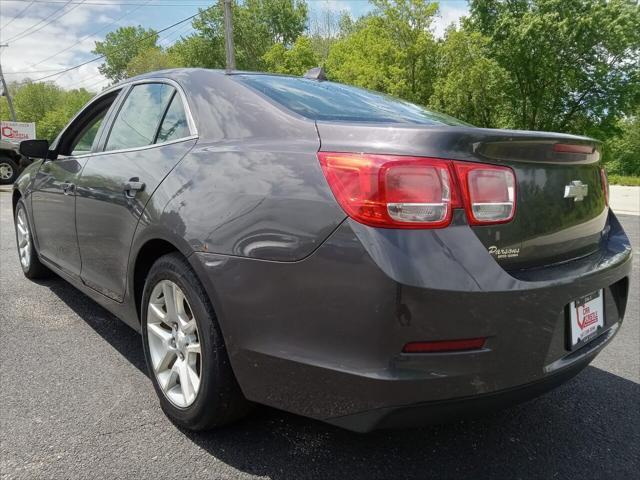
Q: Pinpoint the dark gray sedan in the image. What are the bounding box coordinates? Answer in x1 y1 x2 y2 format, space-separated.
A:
13 69 632 432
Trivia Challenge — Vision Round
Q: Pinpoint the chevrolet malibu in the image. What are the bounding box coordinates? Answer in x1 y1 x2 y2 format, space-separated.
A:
13 69 632 432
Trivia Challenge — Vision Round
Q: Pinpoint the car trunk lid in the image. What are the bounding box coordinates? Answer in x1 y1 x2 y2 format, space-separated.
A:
316 123 608 270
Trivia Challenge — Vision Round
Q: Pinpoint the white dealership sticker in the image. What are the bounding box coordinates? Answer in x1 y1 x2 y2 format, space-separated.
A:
570 290 604 347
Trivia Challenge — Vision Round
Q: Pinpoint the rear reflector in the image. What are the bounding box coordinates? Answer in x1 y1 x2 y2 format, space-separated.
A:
402 338 486 353
318 152 515 228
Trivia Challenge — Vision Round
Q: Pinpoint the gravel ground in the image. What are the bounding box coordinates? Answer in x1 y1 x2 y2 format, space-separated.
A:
1 191 638 480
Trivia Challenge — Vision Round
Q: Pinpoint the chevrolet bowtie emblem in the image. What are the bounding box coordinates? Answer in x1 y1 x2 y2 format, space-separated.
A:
564 180 588 202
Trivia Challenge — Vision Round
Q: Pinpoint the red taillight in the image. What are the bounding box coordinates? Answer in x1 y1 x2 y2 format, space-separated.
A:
600 168 609 206
317 152 460 228
318 152 515 228
402 337 486 353
454 162 516 225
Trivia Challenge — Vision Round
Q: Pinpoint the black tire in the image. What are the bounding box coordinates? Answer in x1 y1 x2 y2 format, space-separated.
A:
0 156 19 185
141 252 251 430
14 199 51 279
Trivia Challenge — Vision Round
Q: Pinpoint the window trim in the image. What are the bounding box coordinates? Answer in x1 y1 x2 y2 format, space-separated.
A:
153 90 189 145
50 88 124 158
101 78 197 154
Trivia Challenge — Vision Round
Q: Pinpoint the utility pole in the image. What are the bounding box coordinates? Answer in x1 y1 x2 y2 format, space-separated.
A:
0 44 17 122
222 0 236 72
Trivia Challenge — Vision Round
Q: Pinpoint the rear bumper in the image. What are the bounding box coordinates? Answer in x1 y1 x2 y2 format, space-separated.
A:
189 210 632 431
327 324 617 432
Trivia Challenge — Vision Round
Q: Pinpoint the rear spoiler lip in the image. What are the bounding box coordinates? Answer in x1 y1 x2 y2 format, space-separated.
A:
314 120 599 143
315 121 601 165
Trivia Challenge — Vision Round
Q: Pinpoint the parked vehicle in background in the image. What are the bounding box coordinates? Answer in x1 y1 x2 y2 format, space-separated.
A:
0 139 27 184
12 69 632 432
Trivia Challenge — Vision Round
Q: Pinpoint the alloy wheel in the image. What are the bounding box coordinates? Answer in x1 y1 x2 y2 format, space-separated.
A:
0 162 14 181
147 280 202 408
16 207 31 269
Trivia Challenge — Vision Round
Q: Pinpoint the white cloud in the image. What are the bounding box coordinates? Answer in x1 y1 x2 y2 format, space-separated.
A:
0 0 469 93
310 0 354 15
433 2 469 38
0 0 121 91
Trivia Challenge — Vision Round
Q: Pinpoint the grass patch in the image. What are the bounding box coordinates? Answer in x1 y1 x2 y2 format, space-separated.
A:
608 175 640 186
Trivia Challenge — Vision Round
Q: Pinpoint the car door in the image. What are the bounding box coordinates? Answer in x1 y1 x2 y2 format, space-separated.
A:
75 80 197 301
30 90 121 277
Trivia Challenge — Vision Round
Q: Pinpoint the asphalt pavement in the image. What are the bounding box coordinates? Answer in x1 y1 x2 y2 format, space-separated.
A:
0 191 638 480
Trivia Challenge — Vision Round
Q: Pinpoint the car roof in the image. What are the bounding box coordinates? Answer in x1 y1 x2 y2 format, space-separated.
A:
121 68 291 86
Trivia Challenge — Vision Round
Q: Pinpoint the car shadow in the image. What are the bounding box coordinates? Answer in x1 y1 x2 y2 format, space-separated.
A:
42 275 639 479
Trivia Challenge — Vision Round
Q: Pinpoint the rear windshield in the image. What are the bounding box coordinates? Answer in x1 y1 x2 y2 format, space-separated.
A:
235 74 469 126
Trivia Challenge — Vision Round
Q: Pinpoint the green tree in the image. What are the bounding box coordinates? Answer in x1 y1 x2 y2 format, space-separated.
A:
263 36 319 75
126 46 182 77
325 16 406 96
1 82 93 141
605 111 640 176
12 82 64 127
93 26 159 82
186 0 308 71
430 29 510 127
371 0 439 104
326 1 439 104
38 88 94 142
307 9 352 63
467 0 640 135
169 35 225 69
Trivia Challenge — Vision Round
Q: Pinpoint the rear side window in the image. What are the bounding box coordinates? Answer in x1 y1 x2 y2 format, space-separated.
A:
156 93 191 143
235 74 469 126
105 83 174 151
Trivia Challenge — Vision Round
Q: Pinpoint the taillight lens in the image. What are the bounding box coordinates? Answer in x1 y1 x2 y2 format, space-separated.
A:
318 152 460 228
454 162 516 225
600 167 609 206
318 152 516 228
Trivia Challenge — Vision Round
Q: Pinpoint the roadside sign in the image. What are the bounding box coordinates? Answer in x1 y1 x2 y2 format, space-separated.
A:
0 121 36 143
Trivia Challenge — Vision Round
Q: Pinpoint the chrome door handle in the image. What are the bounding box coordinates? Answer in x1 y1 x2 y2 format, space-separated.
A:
123 180 145 198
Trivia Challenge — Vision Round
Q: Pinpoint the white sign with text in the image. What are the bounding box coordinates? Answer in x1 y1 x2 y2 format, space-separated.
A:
1 121 36 143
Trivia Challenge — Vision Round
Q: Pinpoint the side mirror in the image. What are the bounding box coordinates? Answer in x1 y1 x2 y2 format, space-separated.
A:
19 139 50 159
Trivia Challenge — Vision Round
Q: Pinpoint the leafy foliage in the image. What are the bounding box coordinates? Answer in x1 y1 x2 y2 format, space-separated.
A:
93 26 159 82
325 17 407 95
467 0 640 135
174 0 308 71
125 47 181 78
2 0 638 176
263 36 319 75
0 81 93 141
430 29 510 127
605 111 640 176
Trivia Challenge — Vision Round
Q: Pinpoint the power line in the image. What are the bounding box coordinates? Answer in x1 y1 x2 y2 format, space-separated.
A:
3 1 83 44
62 69 105 89
30 8 208 83
157 21 193 47
65 16 197 91
0 1 214 5
0 0 36 31
3 67 69 74
25 0 151 69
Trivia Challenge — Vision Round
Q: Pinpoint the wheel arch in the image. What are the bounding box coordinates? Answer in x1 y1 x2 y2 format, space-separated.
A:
12 188 21 213
132 238 184 322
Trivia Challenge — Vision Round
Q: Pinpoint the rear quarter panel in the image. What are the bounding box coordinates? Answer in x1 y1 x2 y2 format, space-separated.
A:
144 72 346 262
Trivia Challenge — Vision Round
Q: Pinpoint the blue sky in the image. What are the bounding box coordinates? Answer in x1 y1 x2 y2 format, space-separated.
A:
0 0 469 91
